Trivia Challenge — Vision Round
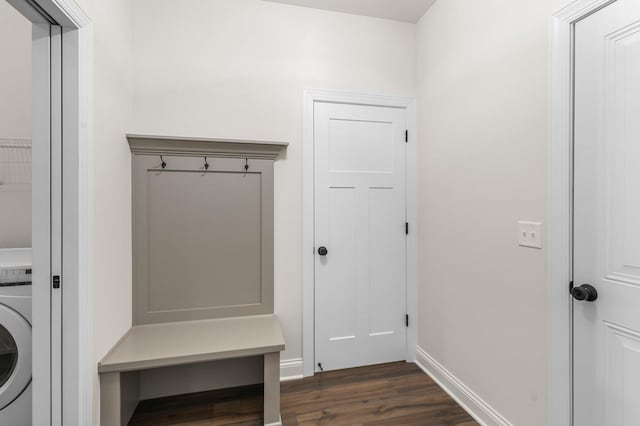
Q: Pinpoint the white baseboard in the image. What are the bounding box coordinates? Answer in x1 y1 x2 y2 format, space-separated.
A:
265 415 282 426
280 358 303 381
414 346 512 426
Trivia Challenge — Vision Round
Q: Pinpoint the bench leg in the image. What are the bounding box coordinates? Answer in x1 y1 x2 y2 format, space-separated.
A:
100 371 140 426
100 372 122 426
263 352 281 426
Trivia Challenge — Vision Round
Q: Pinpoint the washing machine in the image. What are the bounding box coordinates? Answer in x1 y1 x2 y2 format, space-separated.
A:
0 249 32 426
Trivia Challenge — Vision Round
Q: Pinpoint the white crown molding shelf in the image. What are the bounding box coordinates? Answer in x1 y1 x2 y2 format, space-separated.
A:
127 134 289 160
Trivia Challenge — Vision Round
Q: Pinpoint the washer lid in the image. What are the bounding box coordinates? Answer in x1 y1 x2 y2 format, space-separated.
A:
0 304 31 410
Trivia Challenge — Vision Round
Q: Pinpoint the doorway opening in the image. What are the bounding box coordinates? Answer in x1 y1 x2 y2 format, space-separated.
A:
1 0 90 424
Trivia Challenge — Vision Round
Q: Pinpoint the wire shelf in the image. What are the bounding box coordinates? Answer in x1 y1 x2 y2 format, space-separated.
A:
0 138 32 191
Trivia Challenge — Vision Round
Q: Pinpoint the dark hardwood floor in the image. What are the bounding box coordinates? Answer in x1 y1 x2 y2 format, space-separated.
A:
129 362 477 426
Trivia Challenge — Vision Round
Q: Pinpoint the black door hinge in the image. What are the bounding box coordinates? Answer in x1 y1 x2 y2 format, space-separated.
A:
52 275 61 289
405 222 409 235
405 130 408 143
405 314 409 327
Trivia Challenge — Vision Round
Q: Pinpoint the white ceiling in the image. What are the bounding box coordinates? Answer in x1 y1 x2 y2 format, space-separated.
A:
263 0 437 23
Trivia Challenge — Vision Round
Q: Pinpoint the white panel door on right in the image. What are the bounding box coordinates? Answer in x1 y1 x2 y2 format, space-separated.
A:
574 0 640 424
314 102 407 372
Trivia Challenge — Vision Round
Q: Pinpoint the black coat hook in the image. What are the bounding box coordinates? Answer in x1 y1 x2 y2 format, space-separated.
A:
204 156 210 171
160 155 167 169
244 158 249 172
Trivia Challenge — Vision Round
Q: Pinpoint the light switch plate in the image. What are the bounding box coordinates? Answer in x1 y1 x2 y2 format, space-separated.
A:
518 221 543 249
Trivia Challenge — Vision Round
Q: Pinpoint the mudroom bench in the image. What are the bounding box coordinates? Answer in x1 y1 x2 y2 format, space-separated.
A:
98 314 285 426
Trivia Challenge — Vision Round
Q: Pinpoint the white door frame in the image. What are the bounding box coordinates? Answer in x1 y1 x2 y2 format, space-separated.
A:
549 1 617 425
7 0 91 424
302 88 417 377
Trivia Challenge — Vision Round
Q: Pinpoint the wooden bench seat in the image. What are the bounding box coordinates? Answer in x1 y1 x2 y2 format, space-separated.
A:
98 315 285 426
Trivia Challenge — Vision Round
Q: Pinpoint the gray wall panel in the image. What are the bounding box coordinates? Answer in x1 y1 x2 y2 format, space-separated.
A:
132 154 275 324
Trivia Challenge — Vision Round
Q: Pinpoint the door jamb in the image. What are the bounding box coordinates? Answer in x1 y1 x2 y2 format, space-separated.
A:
7 0 91 424
302 88 417 377
549 1 616 425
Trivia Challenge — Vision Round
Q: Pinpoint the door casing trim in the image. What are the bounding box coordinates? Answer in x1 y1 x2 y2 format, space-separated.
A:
8 0 91 424
549 1 617 424
302 88 417 377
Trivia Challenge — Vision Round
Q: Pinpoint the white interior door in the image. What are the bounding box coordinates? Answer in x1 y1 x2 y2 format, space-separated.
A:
574 1 640 424
314 102 407 372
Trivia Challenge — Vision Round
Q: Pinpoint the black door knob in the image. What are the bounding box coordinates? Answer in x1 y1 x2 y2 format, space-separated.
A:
318 246 328 256
571 284 598 302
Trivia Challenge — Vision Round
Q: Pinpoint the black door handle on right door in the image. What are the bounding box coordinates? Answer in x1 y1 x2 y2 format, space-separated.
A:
571 284 598 302
317 246 328 256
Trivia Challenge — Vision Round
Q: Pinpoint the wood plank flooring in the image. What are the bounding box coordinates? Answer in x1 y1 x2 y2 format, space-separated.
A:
129 362 477 426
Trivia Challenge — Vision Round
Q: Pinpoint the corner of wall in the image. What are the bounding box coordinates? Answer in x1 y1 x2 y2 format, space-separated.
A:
414 346 512 426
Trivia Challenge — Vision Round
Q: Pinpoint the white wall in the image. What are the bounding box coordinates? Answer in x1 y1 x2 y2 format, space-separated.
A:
132 0 416 395
415 1 561 425
0 0 31 140
0 1 32 249
72 0 134 423
0 191 31 248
